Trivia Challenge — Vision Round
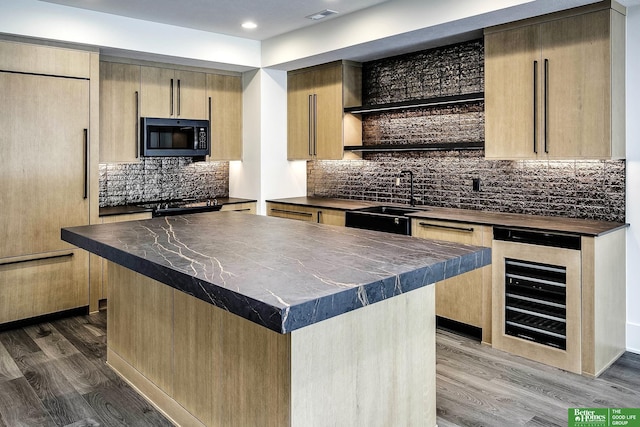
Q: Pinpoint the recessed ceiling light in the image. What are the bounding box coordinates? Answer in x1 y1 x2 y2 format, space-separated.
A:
242 21 257 30
305 9 339 21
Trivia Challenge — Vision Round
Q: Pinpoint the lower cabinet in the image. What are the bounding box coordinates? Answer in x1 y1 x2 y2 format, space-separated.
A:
0 250 89 325
491 227 626 376
492 237 582 373
220 202 256 214
266 202 346 226
411 219 493 343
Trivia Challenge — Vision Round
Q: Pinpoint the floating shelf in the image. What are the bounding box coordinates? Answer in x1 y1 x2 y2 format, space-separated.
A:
344 92 484 114
344 142 484 152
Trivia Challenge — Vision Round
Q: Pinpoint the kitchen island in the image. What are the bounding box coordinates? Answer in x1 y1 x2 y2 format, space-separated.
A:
62 212 490 427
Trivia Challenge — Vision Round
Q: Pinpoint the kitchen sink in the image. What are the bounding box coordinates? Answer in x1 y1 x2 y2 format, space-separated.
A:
345 205 422 235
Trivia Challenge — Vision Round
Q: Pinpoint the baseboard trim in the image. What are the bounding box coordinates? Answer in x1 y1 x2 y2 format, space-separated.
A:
107 348 206 427
0 306 89 332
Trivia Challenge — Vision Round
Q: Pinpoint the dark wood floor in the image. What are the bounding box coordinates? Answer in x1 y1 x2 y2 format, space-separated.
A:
0 312 638 427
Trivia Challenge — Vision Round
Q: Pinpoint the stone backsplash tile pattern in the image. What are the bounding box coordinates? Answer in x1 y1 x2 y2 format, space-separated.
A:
308 39 626 223
99 158 229 207
308 153 625 222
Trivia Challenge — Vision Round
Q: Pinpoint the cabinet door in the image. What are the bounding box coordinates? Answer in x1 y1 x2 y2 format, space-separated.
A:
0 72 90 258
100 62 141 162
485 24 542 159
140 66 175 117
0 71 90 323
314 64 344 160
287 71 314 160
175 70 207 119
541 10 611 159
412 220 486 328
207 73 243 160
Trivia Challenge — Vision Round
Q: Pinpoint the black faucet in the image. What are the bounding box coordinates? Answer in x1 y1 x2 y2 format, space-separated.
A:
396 170 416 207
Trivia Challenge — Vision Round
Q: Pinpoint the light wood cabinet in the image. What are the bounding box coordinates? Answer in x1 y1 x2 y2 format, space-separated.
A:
491 228 626 376
287 61 362 160
485 3 625 160
0 44 94 325
140 66 207 119
220 202 256 214
207 73 243 160
412 219 492 343
266 202 346 226
100 61 141 162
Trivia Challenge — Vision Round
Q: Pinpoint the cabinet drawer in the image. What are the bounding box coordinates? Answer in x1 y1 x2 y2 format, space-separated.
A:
220 202 256 214
0 249 89 324
267 203 317 222
267 203 346 226
412 219 483 245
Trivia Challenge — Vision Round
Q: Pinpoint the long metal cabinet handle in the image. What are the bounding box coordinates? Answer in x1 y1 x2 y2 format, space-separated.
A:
308 94 313 156
313 94 318 155
271 208 313 217
177 79 181 116
544 58 549 154
83 129 88 199
208 96 212 153
135 91 140 158
0 252 74 266
418 222 474 233
170 78 174 116
533 60 538 154
317 210 322 223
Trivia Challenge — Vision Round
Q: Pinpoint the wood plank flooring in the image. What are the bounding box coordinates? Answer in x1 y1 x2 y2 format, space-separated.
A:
436 329 640 426
0 312 638 426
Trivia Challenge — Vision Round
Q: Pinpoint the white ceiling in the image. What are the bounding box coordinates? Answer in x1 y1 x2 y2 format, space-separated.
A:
39 0 391 41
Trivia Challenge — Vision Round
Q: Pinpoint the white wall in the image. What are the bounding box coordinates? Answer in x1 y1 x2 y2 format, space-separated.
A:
231 69 306 214
625 5 640 354
0 0 260 71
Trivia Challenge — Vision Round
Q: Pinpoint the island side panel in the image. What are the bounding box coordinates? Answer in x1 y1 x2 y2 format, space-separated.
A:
290 284 436 427
107 262 174 393
173 289 291 427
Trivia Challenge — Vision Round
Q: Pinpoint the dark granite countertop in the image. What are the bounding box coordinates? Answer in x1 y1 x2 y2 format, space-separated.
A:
267 196 378 211
100 197 257 217
266 197 626 237
62 212 490 334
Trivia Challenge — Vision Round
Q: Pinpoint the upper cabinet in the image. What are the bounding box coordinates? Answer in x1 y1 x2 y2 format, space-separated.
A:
100 62 141 162
484 2 625 160
140 66 207 120
207 73 243 161
287 61 362 160
100 60 242 162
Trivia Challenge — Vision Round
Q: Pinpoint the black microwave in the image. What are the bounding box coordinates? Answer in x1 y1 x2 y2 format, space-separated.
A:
140 117 210 157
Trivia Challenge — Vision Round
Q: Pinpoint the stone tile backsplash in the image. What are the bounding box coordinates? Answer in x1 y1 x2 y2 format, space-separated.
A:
308 153 625 222
308 39 626 223
99 158 228 207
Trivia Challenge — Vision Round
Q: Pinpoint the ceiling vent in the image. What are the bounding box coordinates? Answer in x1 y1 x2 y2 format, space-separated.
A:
305 9 339 21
